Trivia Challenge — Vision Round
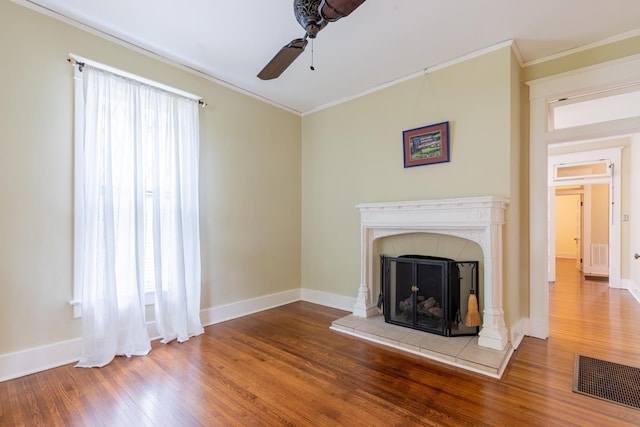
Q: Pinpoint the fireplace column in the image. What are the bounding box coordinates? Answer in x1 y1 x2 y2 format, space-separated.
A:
477 222 509 350
352 225 383 318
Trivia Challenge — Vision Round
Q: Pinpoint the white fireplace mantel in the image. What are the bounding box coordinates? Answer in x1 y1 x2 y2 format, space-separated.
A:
353 196 510 351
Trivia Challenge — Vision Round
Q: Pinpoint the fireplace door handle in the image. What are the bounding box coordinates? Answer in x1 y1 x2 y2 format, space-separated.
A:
411 285 419 292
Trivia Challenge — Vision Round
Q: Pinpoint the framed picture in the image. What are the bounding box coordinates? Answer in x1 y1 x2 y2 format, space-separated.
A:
402 121 450 168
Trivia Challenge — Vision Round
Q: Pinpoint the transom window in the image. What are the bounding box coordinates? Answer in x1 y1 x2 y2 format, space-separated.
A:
549 86 640 130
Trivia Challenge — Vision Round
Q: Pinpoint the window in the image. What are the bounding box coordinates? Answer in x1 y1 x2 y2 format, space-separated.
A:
553 160 611 181
549 86 640 130
70 55 205 367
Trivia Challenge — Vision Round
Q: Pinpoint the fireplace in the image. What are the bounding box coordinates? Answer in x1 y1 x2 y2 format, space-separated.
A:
353 196 509 351
381 255 479 337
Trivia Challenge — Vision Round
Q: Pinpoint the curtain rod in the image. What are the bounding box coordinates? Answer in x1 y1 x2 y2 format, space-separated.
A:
67 55 207 107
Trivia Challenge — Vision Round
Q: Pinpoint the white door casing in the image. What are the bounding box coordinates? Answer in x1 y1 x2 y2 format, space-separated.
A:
576 194 583 272
548 148 620 283
527 54 640 339
631 135 640 295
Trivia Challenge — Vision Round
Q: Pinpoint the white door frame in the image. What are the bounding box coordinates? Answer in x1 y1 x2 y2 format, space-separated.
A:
631 135 640 299
547 148 621 283
527 54 640 339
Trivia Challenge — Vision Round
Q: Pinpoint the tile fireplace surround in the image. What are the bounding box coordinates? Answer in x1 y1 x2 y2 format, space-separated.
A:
331 196 513 378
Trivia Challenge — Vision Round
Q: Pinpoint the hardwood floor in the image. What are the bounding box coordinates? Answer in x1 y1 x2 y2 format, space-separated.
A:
3 259 640 426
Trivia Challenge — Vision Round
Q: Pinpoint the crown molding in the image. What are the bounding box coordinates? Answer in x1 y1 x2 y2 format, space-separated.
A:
11 0 302 115
303 40 516 116
523 28 640 68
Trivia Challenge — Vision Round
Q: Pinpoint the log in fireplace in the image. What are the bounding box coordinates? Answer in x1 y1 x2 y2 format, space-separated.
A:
381 255 479 337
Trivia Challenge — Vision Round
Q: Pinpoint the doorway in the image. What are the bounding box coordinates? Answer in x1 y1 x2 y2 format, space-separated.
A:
554 190 582 270
547 148 619 284
527 55 640 340
553 184 614 278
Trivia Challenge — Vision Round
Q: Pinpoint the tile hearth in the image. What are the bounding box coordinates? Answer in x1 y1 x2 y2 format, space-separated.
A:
331 314 513 378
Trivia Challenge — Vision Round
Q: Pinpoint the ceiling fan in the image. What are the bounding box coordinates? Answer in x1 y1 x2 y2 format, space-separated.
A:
257 0 367 80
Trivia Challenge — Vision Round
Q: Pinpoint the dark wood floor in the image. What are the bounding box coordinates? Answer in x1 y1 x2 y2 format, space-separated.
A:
3 258 640 426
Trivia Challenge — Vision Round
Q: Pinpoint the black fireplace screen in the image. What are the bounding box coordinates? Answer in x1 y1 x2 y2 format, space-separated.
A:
381 255 479 337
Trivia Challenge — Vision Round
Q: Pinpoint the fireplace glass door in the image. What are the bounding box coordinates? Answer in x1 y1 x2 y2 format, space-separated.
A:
382 255 479 337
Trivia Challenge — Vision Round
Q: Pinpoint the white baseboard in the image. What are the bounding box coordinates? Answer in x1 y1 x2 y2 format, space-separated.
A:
0 338 82 383
510 317 529 349
617 278 633 290
1 288 306 382
4 288 538 382
199 289 302 327
301 288 356 312
624 279 640 305
528 317 549 340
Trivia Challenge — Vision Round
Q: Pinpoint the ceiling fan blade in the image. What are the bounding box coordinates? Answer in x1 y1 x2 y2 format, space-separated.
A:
257 38 308 80
320 0 367 21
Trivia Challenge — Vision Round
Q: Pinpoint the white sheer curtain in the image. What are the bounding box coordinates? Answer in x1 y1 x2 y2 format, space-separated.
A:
76 65 203 368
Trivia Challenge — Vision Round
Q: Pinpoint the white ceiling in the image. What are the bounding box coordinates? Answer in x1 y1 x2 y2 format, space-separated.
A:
21 0 640 114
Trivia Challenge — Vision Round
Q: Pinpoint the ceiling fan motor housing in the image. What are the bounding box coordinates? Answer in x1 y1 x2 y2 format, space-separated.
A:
294 0 326 38
258 0 367 80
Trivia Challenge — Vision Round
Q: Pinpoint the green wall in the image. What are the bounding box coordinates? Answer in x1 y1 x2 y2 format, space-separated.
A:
0 1 302 355
301 47 520 318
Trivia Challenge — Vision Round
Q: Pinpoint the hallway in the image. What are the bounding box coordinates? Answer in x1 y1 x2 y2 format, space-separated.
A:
502 257 640 422
549 258 638 362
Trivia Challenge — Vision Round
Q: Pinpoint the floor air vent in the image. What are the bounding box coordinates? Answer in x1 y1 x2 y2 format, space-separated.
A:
573 354 640 410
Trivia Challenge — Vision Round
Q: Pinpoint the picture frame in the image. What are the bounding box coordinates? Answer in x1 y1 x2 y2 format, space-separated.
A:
402 121 450 168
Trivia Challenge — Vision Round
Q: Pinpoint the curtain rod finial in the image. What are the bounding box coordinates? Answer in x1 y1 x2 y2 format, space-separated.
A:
67 56 85 71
